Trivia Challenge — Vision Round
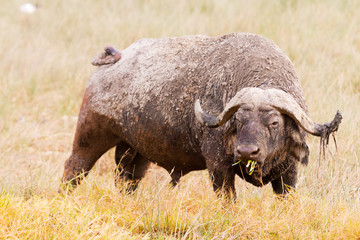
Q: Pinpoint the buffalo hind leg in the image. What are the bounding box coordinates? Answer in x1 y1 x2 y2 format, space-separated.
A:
167 168 182 187
61 112 120 192
115 143 150 193
271 163 298 196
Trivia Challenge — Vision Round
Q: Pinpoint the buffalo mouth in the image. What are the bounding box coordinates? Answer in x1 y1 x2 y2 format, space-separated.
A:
232 159 263 177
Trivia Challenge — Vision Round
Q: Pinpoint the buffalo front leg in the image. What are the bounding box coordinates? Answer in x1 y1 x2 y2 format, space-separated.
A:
202 139 236 199
115 142 150 193
60 111 120 192
208 167 236 200
271 162 298 196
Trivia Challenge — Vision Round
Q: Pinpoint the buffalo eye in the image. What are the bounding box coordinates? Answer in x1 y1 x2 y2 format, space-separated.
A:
269 121 279 128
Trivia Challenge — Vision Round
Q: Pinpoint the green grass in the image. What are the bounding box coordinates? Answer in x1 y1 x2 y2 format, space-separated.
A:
1 0 359 239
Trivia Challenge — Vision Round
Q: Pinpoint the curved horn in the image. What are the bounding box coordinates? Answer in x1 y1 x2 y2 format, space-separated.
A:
194 88 257 128
195 87 339 136
194 99 239 128
263 88 325 136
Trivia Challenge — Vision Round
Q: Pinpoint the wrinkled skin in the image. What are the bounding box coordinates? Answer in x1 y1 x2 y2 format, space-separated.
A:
60 33 327 198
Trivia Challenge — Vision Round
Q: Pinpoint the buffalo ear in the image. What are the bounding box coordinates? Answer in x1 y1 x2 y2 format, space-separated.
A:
297 141 309 165
285 116 309 165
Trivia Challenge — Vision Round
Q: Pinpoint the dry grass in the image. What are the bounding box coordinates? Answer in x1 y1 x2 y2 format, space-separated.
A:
1 0 359 239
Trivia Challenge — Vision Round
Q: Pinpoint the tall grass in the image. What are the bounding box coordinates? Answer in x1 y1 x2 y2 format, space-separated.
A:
0 0 359 238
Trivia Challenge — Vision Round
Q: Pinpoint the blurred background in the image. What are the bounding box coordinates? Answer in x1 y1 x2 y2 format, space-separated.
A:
0 0 359 238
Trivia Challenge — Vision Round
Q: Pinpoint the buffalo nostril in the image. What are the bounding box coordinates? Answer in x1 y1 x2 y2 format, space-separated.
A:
236 145 260 159
252 147 260 156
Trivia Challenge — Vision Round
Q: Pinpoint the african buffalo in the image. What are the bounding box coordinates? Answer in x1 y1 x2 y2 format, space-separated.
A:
61 33 340 197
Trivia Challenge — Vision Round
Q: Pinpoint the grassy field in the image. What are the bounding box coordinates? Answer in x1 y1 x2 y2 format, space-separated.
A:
1 0 360 239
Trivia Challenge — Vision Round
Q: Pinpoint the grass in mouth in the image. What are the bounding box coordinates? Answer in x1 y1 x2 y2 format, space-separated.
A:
232 160 257 175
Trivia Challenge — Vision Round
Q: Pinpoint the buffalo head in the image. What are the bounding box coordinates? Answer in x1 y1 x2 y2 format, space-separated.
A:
195 88 327 181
